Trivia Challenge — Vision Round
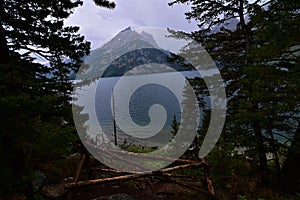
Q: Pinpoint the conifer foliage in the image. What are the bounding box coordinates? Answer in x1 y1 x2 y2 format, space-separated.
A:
170 0 299 195
0 0 114 197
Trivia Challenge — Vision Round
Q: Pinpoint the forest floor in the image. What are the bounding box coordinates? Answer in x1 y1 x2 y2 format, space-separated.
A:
42 175 238 200
56 178 236 200
36 153 238 200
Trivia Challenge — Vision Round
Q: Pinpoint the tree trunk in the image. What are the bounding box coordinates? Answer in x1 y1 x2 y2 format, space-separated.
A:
281 122 300 195
269 128 281 179
252 103 268 184
0 23 9 64
238 0 251 55
255 127 269 184
73 153 86 183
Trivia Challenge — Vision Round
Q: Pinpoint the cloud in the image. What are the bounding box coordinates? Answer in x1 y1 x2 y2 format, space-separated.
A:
65 0 197 49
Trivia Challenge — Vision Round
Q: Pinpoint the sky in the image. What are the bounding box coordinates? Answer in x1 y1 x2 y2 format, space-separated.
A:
65 0 198 49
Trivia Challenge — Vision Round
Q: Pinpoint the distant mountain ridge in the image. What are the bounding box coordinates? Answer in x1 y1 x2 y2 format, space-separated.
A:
76 27 191 79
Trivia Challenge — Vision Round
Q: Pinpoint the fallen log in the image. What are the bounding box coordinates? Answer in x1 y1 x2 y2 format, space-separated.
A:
65 161 205 188
90 167 125 174
161 173 203 180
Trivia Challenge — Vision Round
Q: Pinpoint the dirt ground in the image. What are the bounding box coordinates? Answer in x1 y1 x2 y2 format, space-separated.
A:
42 173 237 200
38 154 237 200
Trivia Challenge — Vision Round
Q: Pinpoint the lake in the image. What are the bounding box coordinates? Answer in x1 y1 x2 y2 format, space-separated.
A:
74 70 210 148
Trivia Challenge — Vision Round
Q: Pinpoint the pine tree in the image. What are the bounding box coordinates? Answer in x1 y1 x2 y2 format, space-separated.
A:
0 0 115 197
171 115 180 138
169 0 268 183
251 0 300 194
169 0 299 187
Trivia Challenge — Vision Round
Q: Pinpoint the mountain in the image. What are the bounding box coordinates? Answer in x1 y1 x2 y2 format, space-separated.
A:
211 18 239 33
100 27 159 51
76 27 191 79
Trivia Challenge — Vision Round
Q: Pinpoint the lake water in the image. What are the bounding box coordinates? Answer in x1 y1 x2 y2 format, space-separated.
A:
74 70 210 148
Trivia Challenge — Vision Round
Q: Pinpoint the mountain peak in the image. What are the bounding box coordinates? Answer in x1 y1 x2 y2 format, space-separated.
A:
80 28 189 78
120 26 132 32
97 27 159 52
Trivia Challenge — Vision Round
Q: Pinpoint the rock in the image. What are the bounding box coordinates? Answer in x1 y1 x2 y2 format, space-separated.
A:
42 182 67 198
92 193 134 200
32 171 46 191
64 176 74 182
